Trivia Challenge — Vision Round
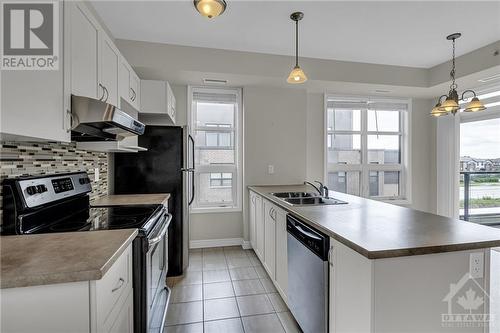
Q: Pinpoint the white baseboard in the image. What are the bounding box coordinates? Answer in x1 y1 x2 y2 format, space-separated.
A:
241 241 252 250
189 238 245 249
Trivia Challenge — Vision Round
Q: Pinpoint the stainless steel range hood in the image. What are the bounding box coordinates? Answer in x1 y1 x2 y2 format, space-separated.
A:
71 95 145 141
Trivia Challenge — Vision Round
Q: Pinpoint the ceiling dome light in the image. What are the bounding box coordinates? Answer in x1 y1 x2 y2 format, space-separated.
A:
287 12 307 84
464 97 486 112
194 0 226 18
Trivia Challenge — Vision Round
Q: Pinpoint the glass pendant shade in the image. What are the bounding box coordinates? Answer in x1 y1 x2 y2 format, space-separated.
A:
194 0 226 18
464 97 486 112
430 103 447 117
287 66 308 84
438 97 460 113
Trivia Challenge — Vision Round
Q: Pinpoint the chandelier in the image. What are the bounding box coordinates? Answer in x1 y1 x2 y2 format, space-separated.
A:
430 33 487 117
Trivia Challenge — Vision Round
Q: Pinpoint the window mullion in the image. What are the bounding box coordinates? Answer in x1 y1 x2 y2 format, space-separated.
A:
361 107 368 197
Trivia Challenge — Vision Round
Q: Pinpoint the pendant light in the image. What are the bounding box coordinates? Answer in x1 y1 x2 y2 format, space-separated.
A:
287 12 307 84
430 33 487 117
194 0 227 18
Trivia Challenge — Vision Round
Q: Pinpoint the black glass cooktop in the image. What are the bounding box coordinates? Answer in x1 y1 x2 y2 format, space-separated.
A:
32 205 161 234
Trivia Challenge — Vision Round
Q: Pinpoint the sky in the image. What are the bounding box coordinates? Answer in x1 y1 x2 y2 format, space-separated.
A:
460 118 500 159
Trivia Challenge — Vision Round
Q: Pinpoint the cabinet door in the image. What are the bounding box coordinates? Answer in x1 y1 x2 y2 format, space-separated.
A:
166 82 176 123
275 208 288 300
130 72 140 110
140 80 166 114
118 59 131 108
255 196 265 261
1 2 68 142
249 193 256 249
99 32 119 106
264 201 276 280
104 291 134 333
69 2 99 100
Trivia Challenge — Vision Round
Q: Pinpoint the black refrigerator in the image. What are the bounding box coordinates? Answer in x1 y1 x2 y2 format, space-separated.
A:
114 126 194 276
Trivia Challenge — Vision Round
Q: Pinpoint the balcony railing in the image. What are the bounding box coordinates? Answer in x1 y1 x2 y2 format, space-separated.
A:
460 171 500 226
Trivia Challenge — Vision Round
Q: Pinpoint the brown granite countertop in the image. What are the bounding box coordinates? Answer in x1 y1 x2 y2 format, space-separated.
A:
92 193 170 207
0 229 137 289
249 185 500 259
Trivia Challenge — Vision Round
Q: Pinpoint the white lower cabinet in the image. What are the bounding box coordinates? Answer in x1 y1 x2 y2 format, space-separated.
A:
254 195 265 261
249 191 288 301
274 207 288 300
264 200 276 280
1 245 133 333
249 192 257 249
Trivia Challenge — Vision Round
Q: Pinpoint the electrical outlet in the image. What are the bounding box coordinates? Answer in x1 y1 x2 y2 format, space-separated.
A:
469 252 484 278
94 168 100 182
268 165 274 174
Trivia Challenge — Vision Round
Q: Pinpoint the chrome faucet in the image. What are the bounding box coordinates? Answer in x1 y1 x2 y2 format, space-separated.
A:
304 181 329 197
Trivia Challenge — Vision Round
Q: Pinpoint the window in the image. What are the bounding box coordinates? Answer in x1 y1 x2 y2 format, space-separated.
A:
325 95 410 201
210 173 233 188
190 87 242 211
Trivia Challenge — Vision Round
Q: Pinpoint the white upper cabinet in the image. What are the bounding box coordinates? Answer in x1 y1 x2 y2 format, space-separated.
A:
98 32 119 107
140 80 176 124
68 1 139 112
68 2 99 100
0 2 69 142
118 59 140 111
129 71 141 110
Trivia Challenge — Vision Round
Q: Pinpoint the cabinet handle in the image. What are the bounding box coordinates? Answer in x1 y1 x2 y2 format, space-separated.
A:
66 109 73 133
130 88 136 101
111 278 125 292
98 83 106 101
328 247 334 267
103 86 109 102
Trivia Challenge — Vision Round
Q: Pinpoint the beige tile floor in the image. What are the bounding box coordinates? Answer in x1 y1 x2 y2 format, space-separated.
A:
166 247 302 333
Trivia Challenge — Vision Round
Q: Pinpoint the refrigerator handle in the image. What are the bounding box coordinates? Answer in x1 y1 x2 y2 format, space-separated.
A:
189 171 195 206
188 134 195 170
188 134 195 206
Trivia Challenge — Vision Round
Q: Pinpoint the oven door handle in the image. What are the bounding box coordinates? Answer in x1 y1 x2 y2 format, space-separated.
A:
148 213 172 247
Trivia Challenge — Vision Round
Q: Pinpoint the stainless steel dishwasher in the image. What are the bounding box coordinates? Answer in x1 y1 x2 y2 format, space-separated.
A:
287 214 330 333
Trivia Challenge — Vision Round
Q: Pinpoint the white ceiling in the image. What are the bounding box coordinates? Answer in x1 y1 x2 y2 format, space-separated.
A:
91 1 500 68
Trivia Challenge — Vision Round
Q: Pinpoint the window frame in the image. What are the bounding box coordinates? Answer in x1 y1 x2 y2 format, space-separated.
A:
188 86 243 213
324 94 412 203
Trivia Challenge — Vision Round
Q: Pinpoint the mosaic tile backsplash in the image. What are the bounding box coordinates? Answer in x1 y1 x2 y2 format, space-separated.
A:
0 141 108 224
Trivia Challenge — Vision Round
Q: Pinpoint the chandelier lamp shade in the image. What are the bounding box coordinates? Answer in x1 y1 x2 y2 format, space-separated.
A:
430 33 486 117
287 12 308 84
193 0 227 18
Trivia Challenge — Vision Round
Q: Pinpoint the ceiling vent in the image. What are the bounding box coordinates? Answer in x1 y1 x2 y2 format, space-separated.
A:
374 89 392 94
478 73 500 83
202 78 228 85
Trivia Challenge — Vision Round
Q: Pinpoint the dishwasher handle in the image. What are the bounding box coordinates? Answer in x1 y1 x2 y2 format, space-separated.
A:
287 214 329 260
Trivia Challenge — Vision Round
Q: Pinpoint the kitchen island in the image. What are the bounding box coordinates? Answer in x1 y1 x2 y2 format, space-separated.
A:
248 185 500 333
1 229 137 333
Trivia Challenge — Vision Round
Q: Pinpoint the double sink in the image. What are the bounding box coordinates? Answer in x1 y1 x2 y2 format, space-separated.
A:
271 191 348 206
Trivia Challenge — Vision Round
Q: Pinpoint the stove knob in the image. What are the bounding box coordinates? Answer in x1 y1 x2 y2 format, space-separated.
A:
79 178 89 185
36 184 48 193
26 186 38 195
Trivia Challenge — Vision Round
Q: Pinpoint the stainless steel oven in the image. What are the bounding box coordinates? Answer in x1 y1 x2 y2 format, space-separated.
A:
145 211 172 333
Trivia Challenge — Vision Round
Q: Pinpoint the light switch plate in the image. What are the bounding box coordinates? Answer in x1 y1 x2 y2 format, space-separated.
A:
268 165 274 174
469 252 484 278
94 168 100 182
